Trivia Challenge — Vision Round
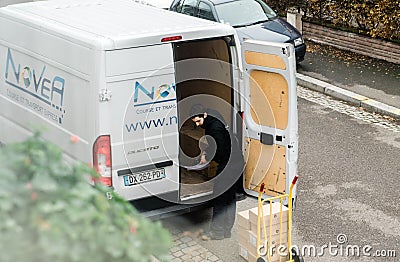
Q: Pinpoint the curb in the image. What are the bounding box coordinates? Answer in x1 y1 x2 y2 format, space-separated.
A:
296 73 400 119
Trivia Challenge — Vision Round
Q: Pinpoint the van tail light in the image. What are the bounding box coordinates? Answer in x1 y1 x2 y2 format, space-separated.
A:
93 135 112 186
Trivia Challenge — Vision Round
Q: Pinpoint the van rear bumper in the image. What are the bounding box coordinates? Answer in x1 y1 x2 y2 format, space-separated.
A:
131 190 209 220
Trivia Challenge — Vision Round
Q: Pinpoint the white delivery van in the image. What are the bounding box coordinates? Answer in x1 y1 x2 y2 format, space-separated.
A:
0 0 298 217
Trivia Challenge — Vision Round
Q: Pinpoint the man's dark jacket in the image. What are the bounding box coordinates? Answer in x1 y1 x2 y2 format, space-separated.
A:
202 115 231 165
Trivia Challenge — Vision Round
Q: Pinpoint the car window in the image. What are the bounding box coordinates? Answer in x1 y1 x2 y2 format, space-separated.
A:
179 0 197 16
214 0 277 27
171 0 184 12
197 2 216 21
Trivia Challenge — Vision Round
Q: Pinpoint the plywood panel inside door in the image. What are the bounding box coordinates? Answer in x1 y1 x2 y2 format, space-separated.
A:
249 70 288 130
244 138 286 196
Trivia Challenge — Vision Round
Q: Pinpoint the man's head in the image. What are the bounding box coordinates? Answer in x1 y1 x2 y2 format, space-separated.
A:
192 114 207 126
190 104 207 127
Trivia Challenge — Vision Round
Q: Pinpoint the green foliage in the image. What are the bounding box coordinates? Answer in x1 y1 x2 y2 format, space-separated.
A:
0 132 172 262
265 0 400 41
367 0 400 40
264 0 307 16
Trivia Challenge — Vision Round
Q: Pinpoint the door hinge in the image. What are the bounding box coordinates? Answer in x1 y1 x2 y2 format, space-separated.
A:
99 89 112 102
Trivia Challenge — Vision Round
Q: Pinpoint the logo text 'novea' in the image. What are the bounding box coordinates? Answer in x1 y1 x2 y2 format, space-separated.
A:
4 48 66 123
133 81 176 107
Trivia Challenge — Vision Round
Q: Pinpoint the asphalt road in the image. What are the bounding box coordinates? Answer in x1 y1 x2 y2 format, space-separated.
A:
294 88 400 261
162 87 400 261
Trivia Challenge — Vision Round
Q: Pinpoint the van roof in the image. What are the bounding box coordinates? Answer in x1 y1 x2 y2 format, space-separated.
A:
0 0 236 50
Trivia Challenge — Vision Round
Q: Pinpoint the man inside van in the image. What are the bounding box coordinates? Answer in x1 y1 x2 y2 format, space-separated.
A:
190 104 239 240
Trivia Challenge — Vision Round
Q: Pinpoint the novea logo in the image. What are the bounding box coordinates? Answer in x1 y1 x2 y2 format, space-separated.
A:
133 81 176 107
4 48 66 124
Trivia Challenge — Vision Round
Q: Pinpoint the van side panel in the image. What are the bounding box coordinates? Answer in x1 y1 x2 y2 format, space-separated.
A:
0 16 91 75
0 18 94 163
103 44 179 201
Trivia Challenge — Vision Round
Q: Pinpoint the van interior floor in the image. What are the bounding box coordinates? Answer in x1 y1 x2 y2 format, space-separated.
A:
180 167 213 200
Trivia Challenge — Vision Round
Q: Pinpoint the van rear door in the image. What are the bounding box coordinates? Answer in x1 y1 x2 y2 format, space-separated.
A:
241 40 298 202
103 44 180 202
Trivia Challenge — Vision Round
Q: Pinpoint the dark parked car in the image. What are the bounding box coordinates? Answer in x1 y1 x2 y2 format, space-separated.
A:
170 0 306 63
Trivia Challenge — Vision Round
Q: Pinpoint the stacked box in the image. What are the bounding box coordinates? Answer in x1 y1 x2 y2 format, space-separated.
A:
249 221 288 238
237 209 255 261
238 244 258 262
237 202 289 262
249 202 288 227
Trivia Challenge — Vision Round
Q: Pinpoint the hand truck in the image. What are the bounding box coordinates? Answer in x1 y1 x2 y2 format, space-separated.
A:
256 176 303 262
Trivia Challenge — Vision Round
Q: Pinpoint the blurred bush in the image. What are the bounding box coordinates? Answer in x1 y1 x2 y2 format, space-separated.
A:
264 0 400 41
0 132 172 262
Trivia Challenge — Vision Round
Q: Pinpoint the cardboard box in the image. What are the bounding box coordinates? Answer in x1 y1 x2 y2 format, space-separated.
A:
207 161 218 178
239 244 286 262
239 227 259 255
249 202 288 226
238 235 248 249
239 227 288 256
238 245 258 262
248 231 288 249
238 225 249 247
250 221 288 236
237 209 251 230
255 243 289 262
239 244 249 261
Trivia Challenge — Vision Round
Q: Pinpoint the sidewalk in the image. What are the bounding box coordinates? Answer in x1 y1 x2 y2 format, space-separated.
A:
297 41 400 119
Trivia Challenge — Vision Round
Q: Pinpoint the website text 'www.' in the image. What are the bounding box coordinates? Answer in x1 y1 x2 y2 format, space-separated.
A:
125 116 178 132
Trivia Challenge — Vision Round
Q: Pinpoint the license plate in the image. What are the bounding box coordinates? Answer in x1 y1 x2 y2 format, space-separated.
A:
123 168 165 186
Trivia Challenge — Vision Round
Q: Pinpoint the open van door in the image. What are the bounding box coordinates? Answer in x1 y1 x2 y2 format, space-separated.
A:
241 40 298 203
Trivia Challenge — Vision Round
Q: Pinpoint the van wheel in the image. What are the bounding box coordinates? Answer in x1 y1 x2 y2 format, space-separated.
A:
292 248 304 262
293 255 304 262
256 257 268 262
